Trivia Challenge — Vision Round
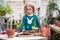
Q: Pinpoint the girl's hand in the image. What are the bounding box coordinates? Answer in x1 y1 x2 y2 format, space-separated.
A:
22 30 26 34
28 30 35 34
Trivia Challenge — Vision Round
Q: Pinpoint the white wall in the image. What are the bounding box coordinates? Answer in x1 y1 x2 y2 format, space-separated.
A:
6 0 24 20
56 0 60 10
5 0 50 20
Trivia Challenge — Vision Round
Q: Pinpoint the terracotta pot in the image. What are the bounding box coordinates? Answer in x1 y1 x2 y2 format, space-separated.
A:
6 29 15 38
41 25 51 37
55 21 60 27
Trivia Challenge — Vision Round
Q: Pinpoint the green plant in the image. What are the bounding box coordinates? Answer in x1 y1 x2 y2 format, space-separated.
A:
5 3 12 14
0 1 12 16
46 0 58 17
32 15 36 29
46 0 58 24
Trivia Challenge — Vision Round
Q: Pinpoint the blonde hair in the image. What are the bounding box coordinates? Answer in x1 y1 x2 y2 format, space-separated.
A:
24 4 35 14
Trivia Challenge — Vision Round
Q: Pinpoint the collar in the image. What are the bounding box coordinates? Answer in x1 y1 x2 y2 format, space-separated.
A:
27 14 33 16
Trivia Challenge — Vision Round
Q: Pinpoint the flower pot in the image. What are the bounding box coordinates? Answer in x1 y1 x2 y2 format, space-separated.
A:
41 25 51 37
6 29 15 38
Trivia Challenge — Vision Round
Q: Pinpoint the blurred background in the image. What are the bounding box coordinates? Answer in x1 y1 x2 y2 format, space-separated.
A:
0 0 60 30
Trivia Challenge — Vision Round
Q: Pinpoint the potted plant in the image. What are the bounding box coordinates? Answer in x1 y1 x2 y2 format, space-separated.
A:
0 0 15 38
6 29 15 38
46 0 58 24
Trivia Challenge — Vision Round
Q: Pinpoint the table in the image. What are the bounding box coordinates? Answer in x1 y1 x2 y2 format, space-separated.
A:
0 33 48 40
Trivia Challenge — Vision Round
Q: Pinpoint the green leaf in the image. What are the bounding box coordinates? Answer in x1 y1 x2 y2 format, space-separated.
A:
46 1 58 16
16 23 22 28
0 1 12 16
32 26 36 30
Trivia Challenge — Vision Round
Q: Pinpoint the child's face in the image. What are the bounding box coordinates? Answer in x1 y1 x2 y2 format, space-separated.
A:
26 5 33 15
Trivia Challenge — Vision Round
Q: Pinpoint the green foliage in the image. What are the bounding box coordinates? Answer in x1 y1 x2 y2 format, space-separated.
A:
47 2 58 11
34 16 36 26
46 1 58 16
0 3 12 16
0 5 6 16
16 23 22 28
46 0 58 24
5 3 12 14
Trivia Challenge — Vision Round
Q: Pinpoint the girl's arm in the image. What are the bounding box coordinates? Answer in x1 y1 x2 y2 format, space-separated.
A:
21 16 26 30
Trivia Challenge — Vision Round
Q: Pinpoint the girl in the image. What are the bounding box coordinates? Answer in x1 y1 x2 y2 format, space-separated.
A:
22 4 41 31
